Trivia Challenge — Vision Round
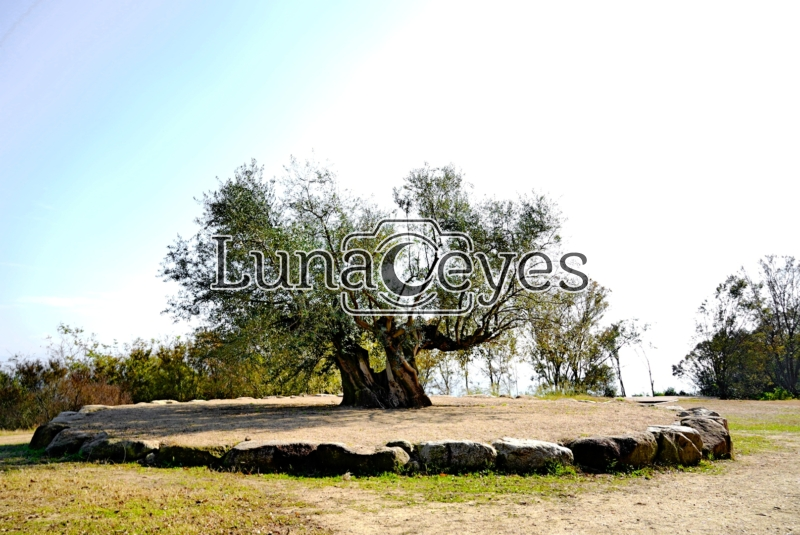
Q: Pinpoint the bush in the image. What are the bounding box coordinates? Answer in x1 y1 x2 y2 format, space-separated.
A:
0 358 130 430
663 386 678 396
760 387 794 401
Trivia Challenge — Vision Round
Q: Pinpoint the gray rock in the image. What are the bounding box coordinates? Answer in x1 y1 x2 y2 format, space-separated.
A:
45 429 107 457
386 440 415 457
417 440 497 472
29 422 70 450
647 426 702 466
566 436 620 471
647 425 703 452
223 441 318 472
223 441 409 474
405 460 421 473
492 438 573 472
566 432 657 471
313 444 409 474
150 400 179 405
142 452 156 465
157 443 230 467
613 432 658 467
680 417 732 458
80 436 160 462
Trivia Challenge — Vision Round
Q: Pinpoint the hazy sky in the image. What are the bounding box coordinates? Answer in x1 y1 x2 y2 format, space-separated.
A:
1 1 798 395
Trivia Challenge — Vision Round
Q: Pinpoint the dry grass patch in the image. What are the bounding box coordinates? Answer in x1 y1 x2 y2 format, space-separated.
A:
0 445 329 535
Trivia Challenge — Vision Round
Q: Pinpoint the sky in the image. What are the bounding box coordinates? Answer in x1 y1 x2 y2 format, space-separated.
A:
1 1 798 396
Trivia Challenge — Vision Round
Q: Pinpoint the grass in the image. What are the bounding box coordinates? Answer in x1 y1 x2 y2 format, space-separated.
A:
0 444 329 535
725 409 800 456
255 459 725 506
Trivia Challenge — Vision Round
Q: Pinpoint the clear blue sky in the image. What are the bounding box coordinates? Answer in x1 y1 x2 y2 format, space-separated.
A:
2 1 799 395
0 0 419 350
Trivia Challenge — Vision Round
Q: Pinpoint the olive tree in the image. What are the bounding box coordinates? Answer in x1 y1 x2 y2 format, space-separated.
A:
162 159 562 408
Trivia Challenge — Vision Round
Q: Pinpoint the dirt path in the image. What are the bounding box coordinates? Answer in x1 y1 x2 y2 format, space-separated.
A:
297 436 800 534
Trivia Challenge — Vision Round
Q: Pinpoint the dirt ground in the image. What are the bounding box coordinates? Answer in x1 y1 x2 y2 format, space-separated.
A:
4 397 799 534
291 398 800 535
60 395 681 448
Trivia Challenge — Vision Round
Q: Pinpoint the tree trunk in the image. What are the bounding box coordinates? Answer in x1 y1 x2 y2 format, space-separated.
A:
381 342 433 408
612 354 626 397
333 339 390 409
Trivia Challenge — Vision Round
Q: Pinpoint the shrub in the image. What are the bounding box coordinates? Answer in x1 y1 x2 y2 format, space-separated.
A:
760 387 794 401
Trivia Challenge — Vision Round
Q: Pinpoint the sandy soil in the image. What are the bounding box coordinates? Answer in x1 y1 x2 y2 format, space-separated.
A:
283 399 800 535
299 439 800 534
64 395 682 448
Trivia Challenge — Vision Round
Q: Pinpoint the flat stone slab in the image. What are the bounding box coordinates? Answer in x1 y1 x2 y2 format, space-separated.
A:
417 440 496 472
492 438 573 472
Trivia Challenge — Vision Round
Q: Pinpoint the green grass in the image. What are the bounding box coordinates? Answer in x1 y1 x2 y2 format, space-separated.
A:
255 459 724 506
729 421 800 434
0 444 329 535
726 411 800 456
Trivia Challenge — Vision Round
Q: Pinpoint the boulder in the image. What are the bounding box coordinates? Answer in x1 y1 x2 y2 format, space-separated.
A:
223 441 318 473
157 444 230 467
614 432 658 467
45 429 107 457
566 436 620 471
312 444 409 474
150 400 179 405
417 440 497 472
80 436 160 462
385 440 415 457
492 438 573 473
566 432 657 471
29 422 70 450
647 425 703 452
679 417 732 458
647 426 702 466
223 441 410 474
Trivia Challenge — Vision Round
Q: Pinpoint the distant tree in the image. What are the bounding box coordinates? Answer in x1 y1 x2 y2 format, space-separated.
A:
748 256 800 396
673 275 768 398
525 281 616 394
598 319 646 397
473 334 518 396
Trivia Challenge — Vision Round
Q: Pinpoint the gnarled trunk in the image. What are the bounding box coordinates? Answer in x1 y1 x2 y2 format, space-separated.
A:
333 335 432 409
380 341 433 409
333 339 391 408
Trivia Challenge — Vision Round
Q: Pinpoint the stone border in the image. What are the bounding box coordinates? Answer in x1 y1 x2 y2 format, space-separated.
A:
28 407 732 475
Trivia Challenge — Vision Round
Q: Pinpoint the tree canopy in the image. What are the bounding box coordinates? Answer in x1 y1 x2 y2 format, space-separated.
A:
162 158 567 408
